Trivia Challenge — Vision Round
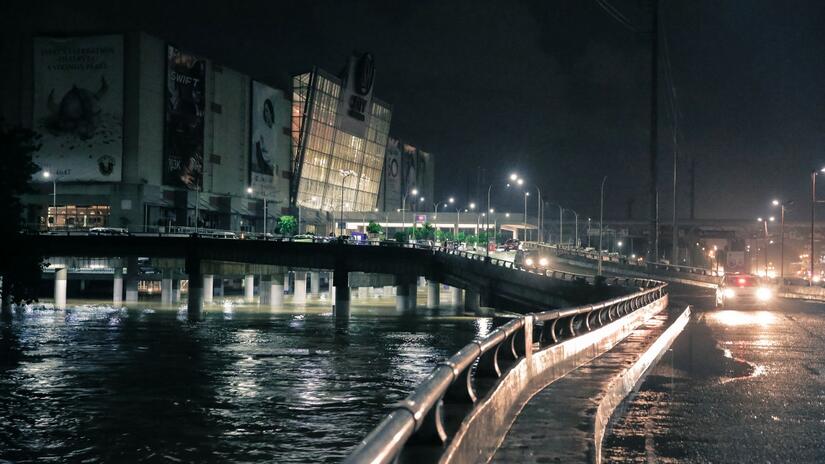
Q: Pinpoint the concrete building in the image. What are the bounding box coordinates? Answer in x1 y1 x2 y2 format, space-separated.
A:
7 32 291 233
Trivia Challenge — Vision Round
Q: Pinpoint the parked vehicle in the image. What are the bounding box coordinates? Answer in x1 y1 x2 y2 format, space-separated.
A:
89 227 129 236
293 234 315 243
504 239 521 251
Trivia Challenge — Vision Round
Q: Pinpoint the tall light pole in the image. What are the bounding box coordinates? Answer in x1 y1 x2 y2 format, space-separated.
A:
523 192 529 242
246 187 271 236
599 176 607 275
566 208 579 247
469 202 477 237
553 204 563 246
339 169 356 236
401 187 419 237
42 171 57 229
772 199 793 281
810 168 825 285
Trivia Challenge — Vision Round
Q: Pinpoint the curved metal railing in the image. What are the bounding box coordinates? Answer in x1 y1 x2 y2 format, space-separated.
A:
343 281 667 464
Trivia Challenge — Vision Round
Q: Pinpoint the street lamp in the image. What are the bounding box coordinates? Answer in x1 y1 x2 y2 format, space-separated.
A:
598 176 607 275
810 167 825 285
523 192 530 241
566 208 579 247
401 187 419 240
339 169 356 236
42 170 58 229
758 217 770 278
772 199 794 281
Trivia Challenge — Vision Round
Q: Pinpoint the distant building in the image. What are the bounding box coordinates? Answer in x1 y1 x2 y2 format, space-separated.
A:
291 53 393 214
7 32 292 233
377 137 435 213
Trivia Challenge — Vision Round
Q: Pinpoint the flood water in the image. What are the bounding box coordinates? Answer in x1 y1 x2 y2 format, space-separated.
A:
0 297 493 463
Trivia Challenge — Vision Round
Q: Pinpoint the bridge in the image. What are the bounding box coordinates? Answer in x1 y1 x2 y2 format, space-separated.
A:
26 234 646 319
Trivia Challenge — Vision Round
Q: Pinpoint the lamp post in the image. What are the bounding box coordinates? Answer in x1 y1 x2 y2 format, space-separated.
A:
772 199 793 281
810 168 825 285
598 176 607 275
401 187 419 234
469 202 477 238
339 169 356 236
758 217 773 278
246 187 271 236
566 208 579 247
523 192 529 242
41 171 58 230
553 204 563 247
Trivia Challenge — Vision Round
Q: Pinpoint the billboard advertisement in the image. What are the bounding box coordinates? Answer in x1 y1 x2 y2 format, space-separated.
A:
382 138 402 210
337 53 375 138
250 80 279 189
163 45 206 190
33 35 124 181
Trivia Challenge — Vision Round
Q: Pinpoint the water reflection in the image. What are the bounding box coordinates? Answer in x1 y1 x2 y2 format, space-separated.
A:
0 303 489 463
707 310 776 327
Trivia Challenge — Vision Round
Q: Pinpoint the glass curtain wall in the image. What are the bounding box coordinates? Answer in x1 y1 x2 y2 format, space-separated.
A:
292 70 391 213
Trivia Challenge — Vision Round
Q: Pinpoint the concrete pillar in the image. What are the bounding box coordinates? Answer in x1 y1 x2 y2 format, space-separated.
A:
54 267 67 310
465 289 481 313
310 271 320 298
161 276 173 305
203 274 214 304
358 286 369 299
244 274 255 303
383 285 394 297
259 276 271 305
293 271 307 305
284 272 291 293
396 280 417 311
113 262 123 305
328 271 336 307
173 280 182 303
186 257 203 319
451 287 464 309
125 256 139 303
270 273 284 309
333 270 350 319
418 276 427 287
427 280 440 308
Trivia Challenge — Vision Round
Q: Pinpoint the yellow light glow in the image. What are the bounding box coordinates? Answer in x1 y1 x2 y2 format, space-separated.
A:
709 310 776 327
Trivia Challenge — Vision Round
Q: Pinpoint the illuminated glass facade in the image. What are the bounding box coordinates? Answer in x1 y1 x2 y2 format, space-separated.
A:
292 69 392 212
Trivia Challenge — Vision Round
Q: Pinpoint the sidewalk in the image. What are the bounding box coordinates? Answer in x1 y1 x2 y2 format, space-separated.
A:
492 306 689 463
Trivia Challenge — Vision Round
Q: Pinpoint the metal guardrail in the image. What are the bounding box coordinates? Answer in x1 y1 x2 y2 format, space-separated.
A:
343 281 667 464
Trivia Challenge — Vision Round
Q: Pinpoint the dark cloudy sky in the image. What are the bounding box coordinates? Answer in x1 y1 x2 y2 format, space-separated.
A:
5 0 824 221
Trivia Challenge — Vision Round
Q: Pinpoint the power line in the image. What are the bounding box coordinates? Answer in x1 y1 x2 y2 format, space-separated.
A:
595 0 640 33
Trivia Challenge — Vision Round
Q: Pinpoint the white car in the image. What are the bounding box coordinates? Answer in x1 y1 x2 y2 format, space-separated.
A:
715 274 773 308
89 227 129 236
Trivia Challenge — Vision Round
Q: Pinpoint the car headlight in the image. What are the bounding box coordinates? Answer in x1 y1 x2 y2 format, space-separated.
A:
539 257 548 267
525 258 534 266
756 287 772 301
723 288 736 298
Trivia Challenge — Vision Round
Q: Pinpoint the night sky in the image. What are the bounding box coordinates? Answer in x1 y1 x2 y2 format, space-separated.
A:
4 0 824 220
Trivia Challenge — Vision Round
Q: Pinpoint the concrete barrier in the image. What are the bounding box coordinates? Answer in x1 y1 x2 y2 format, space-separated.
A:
593 306 690 464
439 295 669 464
553 255 719 289
779 285 825 302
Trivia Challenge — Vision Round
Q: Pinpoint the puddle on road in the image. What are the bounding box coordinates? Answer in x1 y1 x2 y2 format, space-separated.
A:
669 313 760 381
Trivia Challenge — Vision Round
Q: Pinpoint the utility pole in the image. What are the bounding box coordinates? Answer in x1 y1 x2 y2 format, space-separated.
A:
648 0 660 262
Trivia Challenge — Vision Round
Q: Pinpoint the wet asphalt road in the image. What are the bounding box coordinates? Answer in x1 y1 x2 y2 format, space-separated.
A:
603 284 825 463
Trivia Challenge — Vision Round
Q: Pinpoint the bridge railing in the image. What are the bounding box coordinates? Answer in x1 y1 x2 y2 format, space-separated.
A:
343 281 667 464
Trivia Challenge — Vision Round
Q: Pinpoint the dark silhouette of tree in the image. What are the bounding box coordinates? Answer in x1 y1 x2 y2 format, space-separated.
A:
0 124 43 311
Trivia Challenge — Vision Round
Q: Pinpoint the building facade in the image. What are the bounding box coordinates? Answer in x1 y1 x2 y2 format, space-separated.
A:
11 32 291 233
377 137 435 212
291 53 393 214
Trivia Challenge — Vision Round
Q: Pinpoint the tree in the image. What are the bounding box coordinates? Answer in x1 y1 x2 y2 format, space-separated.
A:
0 124 43 310
278 215 297 236
366 221 383 235
394 231 407 243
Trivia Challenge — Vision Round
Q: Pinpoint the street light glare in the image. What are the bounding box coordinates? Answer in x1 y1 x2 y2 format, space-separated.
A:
489 208 494 213
769 216 775 221
246 187 253 194
757 217 763 222
469 202 476 209
448 197 454 203
772 199 779 206
42 171 51 178
411 188 418 195
516 178 524 186
509 173 518 181
525 192 530 196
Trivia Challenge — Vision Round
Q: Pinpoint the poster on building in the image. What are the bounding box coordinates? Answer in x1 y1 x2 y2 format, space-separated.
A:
383 138 402 209
33 35 124 181
337 52 375 138
401 142 419 194
250 80 280 189
163 45 206 190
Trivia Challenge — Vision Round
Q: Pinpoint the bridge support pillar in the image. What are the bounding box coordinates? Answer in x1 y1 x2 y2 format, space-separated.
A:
112 260 123 305
293 271 307 305
464 289 481 313
333 270 350 319
395 277 417 311
125 256 139 303
244 274 255 303
54 267 67 310
358 286 369 299
383 285 394 297
161 273 173 305
270 273 284 309
173 279 182 303
427 280 440 308
259 276 270 305
451 287 463 309
418 276 426 287
186 256 203 320
203 274 214 304
310 271 320 298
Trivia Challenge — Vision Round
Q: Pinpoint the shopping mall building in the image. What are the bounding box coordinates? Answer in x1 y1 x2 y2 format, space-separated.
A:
4 31 432 234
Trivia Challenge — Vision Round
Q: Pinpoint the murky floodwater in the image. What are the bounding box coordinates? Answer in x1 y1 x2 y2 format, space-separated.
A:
0 298 494 463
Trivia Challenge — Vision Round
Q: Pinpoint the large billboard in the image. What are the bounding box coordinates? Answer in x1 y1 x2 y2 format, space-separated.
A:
250 80 279 190
33 35 124 181
163 45 206 190
382 138 402 210
337 52 375 138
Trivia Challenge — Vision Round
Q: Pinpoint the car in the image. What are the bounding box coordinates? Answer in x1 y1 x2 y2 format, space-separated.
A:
293 234 316 243
504 239 521 251
415 239 434 248
206 230 237 239
89 227 129 236
518 250 550 270
715 274 774 308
